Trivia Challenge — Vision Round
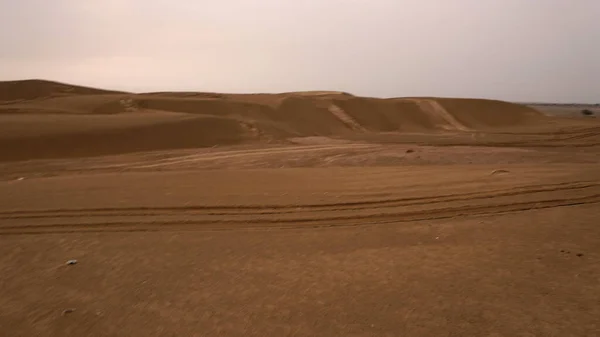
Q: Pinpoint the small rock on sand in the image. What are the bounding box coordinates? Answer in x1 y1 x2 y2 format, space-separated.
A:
62 308 76 316
490 169 510 175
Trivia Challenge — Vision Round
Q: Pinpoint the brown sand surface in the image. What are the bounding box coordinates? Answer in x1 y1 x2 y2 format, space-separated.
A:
1 80 599 336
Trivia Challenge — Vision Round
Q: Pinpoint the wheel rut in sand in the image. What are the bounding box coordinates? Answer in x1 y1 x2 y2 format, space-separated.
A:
130 143 375 169
2 180 599 234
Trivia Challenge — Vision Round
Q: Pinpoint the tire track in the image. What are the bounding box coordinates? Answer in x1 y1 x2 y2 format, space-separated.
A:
82 144 375 170
2 181 599 235
132 144 375 169
0 181 595 219
1 194 598 235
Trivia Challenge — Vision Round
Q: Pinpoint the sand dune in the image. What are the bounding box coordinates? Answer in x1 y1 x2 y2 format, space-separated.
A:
436 98 544 129
0 79 557 161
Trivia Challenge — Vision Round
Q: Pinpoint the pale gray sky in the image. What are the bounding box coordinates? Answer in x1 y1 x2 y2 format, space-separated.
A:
1 0 598 103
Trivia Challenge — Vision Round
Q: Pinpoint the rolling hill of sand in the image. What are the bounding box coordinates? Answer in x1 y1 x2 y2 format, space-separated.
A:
0 79 556 162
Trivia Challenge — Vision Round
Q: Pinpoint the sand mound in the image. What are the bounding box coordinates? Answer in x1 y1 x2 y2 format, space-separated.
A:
434 98 544 129
0 95 137 115
137 96 353 137
0 79 125 103
334 98 435 132
137 97 240 116
0 79 557 161
271 97 351 135
0 114 247 162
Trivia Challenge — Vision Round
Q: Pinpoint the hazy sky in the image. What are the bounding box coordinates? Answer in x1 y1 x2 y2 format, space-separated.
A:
1 0 598 103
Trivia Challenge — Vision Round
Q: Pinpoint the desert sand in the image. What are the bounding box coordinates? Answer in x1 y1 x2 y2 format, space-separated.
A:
1 80 599 336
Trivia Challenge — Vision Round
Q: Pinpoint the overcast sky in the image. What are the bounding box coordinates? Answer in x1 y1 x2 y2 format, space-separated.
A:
0 0 598 103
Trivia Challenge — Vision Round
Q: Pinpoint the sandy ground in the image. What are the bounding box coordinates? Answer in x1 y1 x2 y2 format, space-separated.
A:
1 138 600 336
1 80 600 336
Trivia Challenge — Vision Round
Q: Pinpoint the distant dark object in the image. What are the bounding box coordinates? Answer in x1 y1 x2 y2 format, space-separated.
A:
581 109 594 116
406 149 415 153
576 253 584 257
